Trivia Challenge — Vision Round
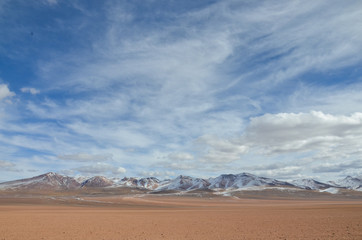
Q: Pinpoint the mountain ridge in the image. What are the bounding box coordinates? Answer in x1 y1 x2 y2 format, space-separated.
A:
1 172 361 194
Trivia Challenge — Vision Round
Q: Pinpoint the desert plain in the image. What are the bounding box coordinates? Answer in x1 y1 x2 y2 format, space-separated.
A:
0 194 361 240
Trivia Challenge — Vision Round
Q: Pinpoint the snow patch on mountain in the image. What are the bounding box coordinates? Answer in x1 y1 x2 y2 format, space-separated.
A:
330 176 362 191
74 176 90 184
319 187 339 194
115 177 161 190
156 175 210 191
291 179 332 190
0 172 81 190
81 176 113 187
208 173 292 189
1 172 362 194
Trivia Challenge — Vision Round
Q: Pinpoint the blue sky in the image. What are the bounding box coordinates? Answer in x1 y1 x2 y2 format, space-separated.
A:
1 0 362 182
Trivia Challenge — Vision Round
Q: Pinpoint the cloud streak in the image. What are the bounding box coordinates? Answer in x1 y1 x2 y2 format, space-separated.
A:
58 153 113 162
0 160 19 172
1 1 362 180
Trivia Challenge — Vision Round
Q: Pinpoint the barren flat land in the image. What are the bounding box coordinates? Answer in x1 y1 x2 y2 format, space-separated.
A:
0 195 361 240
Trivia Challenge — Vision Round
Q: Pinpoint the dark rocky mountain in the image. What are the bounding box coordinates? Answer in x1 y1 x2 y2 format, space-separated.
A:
117 177 160 190
81 176 113 188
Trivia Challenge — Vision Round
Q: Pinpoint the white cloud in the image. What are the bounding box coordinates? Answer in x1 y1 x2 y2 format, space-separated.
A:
114 167 126 174
176 111 362 179
0 159 15 168
21 87 40 95
21 1 361 152
0 131 75 154
161 162 198 171
25 93 129 122
254 166 305 180
75 163 126 175
155 151 198 171
0 84 15 101
196 135 248 163
313 160 362 173
0 160 19 172
287 83 362 115
43 0 57 5
245 162 290 171
168 152 194 161
139 171 175 179
65 121 154 148
27 0 362 156
2 1 362 181
245 111 362 155
58 153 112 162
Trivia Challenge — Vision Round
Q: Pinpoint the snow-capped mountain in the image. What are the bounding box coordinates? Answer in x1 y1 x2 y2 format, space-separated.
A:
329 176 362 191
1 172 361 194
0 172 80 190
115 177 161 190
81 176 113 188
208 173 292 189
75 176 90 184
291 179 333 190
156 175 210 191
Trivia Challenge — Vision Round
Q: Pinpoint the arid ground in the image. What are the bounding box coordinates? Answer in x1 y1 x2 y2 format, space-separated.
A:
0 195 361 240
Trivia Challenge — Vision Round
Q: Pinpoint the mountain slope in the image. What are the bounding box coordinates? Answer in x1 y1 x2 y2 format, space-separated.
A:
0 172 80 190
115 177 161 190
81 176 113 188
291 179 333 190
208 173 292 189
156 175 210 191
330 176 362 191
1 172 361 194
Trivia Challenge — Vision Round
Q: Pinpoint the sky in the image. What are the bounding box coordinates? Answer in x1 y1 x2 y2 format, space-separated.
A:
1 0 362 182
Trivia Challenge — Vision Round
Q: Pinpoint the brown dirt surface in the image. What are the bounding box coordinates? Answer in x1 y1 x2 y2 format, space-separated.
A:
0 196 361 240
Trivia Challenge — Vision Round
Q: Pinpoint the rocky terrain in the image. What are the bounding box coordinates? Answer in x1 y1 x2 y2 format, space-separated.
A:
0 172 361 198
0 172 361 240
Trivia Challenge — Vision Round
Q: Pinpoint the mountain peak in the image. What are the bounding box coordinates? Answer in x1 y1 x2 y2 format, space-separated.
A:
156 175 209 191
0 172 80 190
43 172 61 178
209 172 290 189
116 177 160 189
1 172 361 193
81 176 113 188
291 178 332 190
334 176 362 190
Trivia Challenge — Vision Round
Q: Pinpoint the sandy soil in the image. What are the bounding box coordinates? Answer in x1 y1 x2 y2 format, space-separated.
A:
0 196 361 240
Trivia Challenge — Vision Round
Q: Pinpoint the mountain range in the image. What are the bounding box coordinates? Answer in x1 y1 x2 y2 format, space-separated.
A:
0 172 361 194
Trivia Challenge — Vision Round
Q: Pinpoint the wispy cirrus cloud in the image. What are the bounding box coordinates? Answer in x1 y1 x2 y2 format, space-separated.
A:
58 153 113 162
1 1 362 181
43 0 58 5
